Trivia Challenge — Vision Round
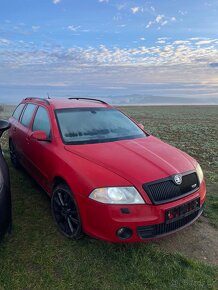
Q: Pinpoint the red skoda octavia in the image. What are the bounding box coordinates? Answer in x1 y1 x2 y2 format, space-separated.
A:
9 98 206 242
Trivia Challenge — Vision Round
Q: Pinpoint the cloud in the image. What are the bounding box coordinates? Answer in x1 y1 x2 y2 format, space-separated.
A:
146 15 176 29
173 40 190 45
196 40 216 45
131 7 140 14
98 0 109 3
0 39 218 93
157 40 166 44
189 37 205 41
1 38 217 69
116 3 154 15
2 22 34 36
1 38 218 103
113 13 122 21
158 37 170 41
161 20 168 26
0 38 11 46
146 21 153 29
178 10 187 16
156 14 164 23
52 0 61 4
116 3 127 10
32 26 40 32
68 25 81 32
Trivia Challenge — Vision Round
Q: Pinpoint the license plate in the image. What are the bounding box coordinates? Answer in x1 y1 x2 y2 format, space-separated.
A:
165 198 200 224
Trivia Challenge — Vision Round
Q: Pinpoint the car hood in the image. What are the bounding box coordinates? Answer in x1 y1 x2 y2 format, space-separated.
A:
64 136 196 184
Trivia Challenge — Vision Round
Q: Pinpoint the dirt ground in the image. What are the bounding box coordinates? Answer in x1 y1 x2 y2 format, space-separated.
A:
156 213 218 266
154 183 218 265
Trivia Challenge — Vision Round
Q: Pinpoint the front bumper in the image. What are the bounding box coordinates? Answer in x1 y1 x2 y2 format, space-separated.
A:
78 181 206 243
137 202 203 239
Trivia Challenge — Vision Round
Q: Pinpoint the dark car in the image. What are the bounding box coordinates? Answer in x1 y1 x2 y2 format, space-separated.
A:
0 120 12 240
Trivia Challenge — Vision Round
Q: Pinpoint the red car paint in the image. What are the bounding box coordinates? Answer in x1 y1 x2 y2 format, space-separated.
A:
9 98 206 242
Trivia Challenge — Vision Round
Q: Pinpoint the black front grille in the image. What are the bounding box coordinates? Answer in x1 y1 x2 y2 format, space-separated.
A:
143 171 199 205
137 205 203 239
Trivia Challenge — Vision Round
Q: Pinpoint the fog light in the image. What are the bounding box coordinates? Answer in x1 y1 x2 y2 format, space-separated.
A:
116 227 133 240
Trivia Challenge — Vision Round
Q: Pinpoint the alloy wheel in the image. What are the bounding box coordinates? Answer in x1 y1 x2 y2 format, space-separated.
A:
51 185 82 239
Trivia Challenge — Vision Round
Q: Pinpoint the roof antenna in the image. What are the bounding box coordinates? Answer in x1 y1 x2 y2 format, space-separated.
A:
47 93 51 99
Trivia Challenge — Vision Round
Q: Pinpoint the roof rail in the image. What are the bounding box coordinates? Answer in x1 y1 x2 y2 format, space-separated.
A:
24 97 50 105
68 97 108 105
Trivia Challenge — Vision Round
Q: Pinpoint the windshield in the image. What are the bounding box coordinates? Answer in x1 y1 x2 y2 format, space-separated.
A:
55 108 146 144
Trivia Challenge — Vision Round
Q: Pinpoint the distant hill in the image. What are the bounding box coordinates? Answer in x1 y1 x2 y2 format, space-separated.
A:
1 95 218 106
101 95 218 105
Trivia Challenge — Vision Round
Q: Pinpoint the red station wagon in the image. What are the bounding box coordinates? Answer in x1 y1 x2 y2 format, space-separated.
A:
9 97 206 242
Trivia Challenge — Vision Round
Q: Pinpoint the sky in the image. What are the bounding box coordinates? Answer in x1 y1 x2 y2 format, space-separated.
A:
0 0 218 104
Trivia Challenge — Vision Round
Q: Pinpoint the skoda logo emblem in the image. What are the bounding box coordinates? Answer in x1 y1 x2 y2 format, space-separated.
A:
174 174 182 185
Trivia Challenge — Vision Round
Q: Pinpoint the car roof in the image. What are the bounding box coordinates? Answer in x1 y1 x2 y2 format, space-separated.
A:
22 97 112 110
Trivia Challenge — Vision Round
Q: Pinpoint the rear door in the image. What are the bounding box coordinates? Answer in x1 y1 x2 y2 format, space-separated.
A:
25 105 53 191
9 103 25 146
15 103 37 168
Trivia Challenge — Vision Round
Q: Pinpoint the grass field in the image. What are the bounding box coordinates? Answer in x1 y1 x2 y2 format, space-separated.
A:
0 105 217 290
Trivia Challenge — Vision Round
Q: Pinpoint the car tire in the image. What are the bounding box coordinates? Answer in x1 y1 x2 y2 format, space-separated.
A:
51 183 83 240
9 140 20 169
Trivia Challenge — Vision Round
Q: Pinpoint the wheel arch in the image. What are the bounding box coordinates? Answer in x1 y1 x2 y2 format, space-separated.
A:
52 176 69 190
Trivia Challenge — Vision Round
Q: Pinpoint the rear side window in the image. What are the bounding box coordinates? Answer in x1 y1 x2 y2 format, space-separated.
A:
32 106 51 138
12 104 25 120
20 104 37 128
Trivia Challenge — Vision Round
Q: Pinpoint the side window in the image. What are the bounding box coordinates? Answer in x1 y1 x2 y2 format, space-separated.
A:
20 104 37 128
32 106 51 138
12 103 25 120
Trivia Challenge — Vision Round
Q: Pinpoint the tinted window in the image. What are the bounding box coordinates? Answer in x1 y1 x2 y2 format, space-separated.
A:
21 104 37 128
32 106 51 138
56 108 145 144
13 104 25 120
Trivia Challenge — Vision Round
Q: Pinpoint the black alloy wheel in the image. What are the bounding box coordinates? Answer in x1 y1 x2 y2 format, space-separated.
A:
9 141 20 169
51 184 83 239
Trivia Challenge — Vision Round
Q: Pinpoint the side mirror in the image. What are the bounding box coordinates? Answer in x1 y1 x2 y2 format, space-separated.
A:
30 131 48 141
0 120 11 137
138 123 144 130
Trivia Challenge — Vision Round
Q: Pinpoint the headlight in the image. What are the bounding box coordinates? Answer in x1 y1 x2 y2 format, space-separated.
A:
89 187 145 204
196 163 204 184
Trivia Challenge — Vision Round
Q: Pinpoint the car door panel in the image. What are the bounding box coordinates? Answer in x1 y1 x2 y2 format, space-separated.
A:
16 104 37 170
24 106 54 192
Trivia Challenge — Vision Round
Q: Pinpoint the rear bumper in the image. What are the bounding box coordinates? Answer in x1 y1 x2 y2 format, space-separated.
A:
78 181 206 243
